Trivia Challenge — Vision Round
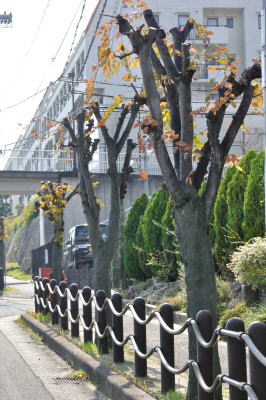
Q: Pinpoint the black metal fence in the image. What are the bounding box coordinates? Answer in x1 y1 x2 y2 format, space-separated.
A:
34 277 266 400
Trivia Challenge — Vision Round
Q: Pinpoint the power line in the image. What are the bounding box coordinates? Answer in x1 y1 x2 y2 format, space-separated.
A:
63 0 87 73
0 0 52 106
76 0 108 82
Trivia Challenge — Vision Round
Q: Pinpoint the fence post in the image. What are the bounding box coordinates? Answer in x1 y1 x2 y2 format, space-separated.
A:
96 290 108 354
196 310 214 400
70 283 79 338
50 279 58 325
160 303 175 393
112 292 124 363
248 321 266 399
59 281 68 331
38 277 43 313
42 277 49 315
34 276 39 313
82 286 92 343
133 297 147 377
226 318 247 400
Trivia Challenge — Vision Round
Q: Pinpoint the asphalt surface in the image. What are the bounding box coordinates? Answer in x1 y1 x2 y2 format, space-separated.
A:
0 276 107 400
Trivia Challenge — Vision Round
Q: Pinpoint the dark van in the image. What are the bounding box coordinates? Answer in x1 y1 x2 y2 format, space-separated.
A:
64 224 107 269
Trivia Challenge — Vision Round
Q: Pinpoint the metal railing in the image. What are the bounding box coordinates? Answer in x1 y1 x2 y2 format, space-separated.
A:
2 148 173 175
34 277 266 400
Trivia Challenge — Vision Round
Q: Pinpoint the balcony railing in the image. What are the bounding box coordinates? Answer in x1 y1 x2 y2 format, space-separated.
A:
2 147 176 176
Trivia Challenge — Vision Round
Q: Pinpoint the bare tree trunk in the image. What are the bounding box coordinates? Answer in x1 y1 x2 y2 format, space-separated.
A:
93 248 113 298
52 242 63 283
174 199 222 400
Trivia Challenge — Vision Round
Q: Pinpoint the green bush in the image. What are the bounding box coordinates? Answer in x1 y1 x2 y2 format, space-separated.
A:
161 199 182 281
162 292 186 311
213 165 237 268
142 188 169 255
123 193 149 280
5 201 37 235
218 301 247 327
219 301 266 328
136 188 169 279
242 151 265 241
226 151 257 248
216 276 233 303
228 237 266 288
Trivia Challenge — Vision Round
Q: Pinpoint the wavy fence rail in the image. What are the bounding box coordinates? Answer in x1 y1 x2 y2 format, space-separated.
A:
33 277 266 400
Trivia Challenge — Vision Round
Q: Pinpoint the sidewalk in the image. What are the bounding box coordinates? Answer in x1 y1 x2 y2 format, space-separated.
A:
0 315 108 400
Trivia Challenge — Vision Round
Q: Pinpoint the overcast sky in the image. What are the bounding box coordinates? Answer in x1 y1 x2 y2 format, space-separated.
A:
0 0 98 154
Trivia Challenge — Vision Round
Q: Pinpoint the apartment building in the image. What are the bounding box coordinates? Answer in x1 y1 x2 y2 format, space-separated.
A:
5 0 263 174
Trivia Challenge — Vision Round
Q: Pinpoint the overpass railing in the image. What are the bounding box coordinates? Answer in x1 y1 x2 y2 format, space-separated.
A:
34 277 266 400
2 147 175 175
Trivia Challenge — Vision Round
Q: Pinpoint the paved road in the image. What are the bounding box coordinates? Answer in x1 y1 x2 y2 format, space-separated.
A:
0 277 107 400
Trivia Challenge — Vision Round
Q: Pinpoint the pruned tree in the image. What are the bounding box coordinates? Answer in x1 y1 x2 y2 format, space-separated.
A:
35 181 78 282
113 8 261 399
63 99 142 296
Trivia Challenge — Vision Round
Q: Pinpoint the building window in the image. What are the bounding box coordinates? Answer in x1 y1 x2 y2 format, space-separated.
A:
178 14 189 28
207 17 218 27
226 17 234 28
258 14 262 29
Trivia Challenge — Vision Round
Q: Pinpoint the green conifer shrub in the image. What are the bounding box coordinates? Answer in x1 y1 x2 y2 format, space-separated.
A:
227 150 257 248
242 151 265 240
123 193 149 280
213 165 237 268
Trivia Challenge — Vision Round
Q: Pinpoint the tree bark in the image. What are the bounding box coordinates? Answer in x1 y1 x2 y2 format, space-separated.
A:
174 198 218 400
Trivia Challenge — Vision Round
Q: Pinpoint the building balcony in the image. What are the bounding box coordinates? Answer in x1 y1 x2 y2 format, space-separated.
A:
194 64 225 82
189 26 229 45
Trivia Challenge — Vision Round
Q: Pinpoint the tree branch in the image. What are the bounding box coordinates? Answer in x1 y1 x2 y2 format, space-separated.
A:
113 107 130 143
143 9 180 82
169 21 194 72
192 141 211 190
116 102 140 155
150 48 181 173
120 139 136 200
221 86 254 156
92 102 112 144
202 86 254 222
65 183 79 202
62 118 77 145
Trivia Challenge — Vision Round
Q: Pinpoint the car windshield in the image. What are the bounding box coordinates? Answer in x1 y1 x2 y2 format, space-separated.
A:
75 226 89 239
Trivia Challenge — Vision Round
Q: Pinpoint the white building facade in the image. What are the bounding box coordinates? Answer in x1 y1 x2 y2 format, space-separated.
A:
5 0 263 173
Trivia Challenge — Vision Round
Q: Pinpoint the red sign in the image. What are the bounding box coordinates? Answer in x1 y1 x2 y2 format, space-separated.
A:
39 268 52 280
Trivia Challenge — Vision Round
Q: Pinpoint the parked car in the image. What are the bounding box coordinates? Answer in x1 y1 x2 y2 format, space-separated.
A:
64 223 107 269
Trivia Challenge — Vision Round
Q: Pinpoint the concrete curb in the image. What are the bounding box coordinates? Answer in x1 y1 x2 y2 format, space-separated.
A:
21 314 155 400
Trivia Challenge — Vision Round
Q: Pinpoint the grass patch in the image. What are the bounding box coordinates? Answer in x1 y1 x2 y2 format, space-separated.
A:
16 316 43 342
81 340 99 357
6 263 31 281
26 310 51 324
158 391 184 400
0 286 18 293
67 369 88 380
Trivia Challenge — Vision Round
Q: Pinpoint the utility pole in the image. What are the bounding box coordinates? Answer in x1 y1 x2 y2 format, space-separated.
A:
0 217 6 290
68 72 77 172
262 0 266 229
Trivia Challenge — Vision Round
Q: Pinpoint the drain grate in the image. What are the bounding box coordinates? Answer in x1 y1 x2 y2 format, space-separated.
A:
52 377 89 385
